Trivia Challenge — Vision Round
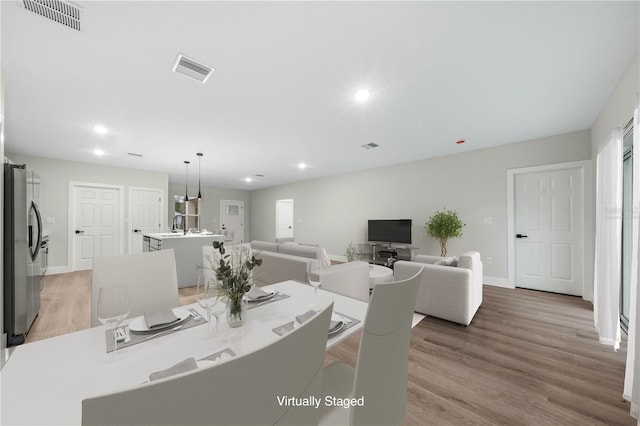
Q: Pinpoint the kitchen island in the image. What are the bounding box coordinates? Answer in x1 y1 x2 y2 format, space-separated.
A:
143 232 225 288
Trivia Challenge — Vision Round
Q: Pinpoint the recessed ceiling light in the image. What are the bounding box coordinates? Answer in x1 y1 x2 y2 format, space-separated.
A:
245 177 252 183
298 162 307 170
93 149 105 156
93 125 108 135
355 89 370 103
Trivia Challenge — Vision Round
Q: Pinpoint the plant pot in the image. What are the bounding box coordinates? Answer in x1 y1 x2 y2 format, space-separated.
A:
226 293 247 327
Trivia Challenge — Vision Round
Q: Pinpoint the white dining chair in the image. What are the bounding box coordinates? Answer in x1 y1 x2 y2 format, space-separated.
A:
318 268 424 426
312 261 370 302
90 249 179 327
81 303 334 426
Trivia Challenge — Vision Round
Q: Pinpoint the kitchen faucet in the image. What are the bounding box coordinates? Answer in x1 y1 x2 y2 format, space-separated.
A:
172 215 186 234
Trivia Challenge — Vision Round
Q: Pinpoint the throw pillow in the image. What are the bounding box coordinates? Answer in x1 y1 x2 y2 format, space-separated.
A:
435 257 458 267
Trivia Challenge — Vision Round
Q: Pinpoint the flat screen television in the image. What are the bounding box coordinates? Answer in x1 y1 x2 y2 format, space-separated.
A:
367 219 412 244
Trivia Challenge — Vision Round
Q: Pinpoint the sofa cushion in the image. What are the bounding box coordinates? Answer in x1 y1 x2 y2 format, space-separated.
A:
434 256 458 266
250 241 279 253
278 244 318 259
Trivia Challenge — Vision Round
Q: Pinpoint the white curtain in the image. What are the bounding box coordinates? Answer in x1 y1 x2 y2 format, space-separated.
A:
624 107 639 420
594 128 623 350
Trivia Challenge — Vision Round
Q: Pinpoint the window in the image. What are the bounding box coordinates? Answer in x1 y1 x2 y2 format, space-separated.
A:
621 118 633 332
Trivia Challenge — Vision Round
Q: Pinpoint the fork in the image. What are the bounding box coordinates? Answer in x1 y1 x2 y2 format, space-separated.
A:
188 308 202 321
115 328 126 342
334 312 353 324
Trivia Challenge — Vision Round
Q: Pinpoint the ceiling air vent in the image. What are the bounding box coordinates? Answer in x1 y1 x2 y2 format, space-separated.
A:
361 142 380 150
19 0 83 31
172 54 214 84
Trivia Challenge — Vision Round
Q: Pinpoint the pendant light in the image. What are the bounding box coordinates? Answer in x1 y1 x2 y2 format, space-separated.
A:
184 160 190 202
197 152 203 199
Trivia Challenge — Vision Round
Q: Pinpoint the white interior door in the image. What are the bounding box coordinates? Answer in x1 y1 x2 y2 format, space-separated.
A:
515 168 583 295
129 188 163 254
220 200 243 244
72 185 121 271
275 199 294 240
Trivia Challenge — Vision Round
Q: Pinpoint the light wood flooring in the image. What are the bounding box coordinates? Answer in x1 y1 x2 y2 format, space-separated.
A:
26 272 634 425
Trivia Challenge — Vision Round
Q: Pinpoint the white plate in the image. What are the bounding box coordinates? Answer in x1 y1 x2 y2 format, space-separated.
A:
328 321 344 336
247 289 275 302
129 308 190 332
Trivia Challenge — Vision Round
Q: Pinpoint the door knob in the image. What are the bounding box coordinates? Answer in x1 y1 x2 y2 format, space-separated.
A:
75 230 85 234
516 234 528 238
133 229 141 233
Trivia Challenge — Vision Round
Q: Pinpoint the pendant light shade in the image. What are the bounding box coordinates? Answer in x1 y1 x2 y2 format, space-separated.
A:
184 160 190 202
197 152 203 199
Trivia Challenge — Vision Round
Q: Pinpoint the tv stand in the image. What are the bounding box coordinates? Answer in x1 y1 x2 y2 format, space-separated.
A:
358 242 418 267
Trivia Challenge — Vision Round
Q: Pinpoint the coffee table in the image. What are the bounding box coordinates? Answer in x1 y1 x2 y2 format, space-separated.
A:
368 264 394 289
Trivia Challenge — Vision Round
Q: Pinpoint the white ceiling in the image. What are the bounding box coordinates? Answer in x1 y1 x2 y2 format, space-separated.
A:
2 1 638 190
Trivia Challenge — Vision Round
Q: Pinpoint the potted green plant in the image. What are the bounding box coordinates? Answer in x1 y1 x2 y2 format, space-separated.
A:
345 242 358 262
210 241 262 327
425 208 465 257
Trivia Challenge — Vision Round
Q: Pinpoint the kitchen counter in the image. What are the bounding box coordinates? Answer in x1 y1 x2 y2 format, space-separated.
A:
144 232 225 240
143 233 226 287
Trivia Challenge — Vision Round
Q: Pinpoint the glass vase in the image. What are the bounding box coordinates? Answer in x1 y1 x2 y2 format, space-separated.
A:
226 293 248 327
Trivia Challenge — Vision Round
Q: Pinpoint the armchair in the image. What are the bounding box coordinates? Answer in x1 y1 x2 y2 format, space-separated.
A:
393 251 483 326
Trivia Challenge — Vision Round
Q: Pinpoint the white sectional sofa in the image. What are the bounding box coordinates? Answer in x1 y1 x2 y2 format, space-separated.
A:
393 251 483 326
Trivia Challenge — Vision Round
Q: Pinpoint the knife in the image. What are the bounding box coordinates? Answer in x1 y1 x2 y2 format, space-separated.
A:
144 325 182 341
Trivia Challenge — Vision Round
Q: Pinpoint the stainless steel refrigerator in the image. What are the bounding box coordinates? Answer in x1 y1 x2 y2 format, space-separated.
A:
3 163 43 346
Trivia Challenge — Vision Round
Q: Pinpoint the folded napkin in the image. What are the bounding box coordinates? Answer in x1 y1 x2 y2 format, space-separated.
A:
144 308 179 329
149 357 197 382
272 321 295 336
295 309 316 325
199 348 237 362
246 286 270 300
295 310 342 333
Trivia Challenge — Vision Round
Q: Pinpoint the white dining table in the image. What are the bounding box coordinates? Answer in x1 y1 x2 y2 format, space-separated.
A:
0 280 368 426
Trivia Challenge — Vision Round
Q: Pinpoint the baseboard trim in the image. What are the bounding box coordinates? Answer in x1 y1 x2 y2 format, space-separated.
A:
483 276 513 289
46 266 73 275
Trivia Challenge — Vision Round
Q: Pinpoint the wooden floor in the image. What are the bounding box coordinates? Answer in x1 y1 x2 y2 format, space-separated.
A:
26 273 634 425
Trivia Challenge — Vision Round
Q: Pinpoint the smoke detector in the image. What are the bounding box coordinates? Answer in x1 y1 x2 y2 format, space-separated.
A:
18 0 83 31
172 54 214 84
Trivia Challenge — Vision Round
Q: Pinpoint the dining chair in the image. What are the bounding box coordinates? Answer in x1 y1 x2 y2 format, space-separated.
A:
318 268 424 426
81 303 334 426
312 261 370 302
90 249 179 327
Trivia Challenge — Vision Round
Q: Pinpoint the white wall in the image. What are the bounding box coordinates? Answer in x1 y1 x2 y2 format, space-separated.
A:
591 55 639 154
5 153 168 273
250 130 592 287
167 183 251 242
